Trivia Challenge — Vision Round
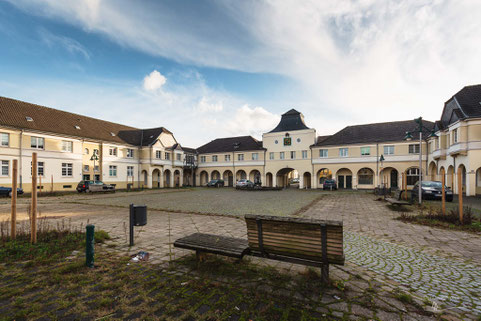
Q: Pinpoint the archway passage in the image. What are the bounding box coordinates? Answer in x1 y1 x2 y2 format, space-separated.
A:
141 170 148 188
152 169 161 188
303 172 312 189
249 170 261 185
476 167 481 196
236 170 247 181
266 172 273 187
200 170 208 186
336 168 353 189
357 168 374 188
223 170 233 187
317 168 332 186
183 168 194 186
174 170 181 187
276 168 298 188
164 169 171 187
380 167 398 188
429 161 437 181
211 170 221 180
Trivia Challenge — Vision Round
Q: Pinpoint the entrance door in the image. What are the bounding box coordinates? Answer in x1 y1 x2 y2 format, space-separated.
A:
228 176 233 187
338 175 345 189
346 175 352 189
391 170 398 188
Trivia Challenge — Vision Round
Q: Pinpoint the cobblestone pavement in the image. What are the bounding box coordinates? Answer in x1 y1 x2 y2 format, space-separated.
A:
345 231 481 315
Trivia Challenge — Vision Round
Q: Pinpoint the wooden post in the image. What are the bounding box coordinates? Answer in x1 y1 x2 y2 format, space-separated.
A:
458 170 463 224
51 175 53 193
39 174 42 196
441 170 446 215
31 152 37 244
11 159 18 240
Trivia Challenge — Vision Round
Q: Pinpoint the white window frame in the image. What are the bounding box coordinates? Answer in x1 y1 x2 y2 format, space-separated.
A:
238 154 244 161
176 153 181 161
302 150 308 159
453 129 458 144
31 161 45 177
212 155 218 162
127 166 134 177
109 165 117 177
290 151 296 159
319 149 328 158
156 150 162 159
200 156 206 163
280 152 285 160
252 153 258 161
339 148 348 157
61 163 73 177
165 152 170 160
408 144 420 154
62 140 73 152
1 160 9 176
269 152 274 160
31 136 44 149
127 148 134 158
225 154 231 162
360 147 370 156
83 165 89 172
109 147 117 156
384 145 394 155
1 133 9 147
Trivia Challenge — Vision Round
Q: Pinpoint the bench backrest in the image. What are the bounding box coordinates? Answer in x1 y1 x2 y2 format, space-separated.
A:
244 215 344 265
393 190 402 200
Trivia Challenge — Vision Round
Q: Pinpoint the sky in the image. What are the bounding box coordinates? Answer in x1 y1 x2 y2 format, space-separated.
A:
1 0 481 147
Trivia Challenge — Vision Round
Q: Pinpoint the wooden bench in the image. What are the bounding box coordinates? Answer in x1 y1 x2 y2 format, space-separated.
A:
385 190 410 206
174 215 344 284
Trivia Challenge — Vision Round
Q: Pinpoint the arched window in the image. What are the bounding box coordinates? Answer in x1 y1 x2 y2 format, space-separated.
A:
358 168 374 185
406 168 419 186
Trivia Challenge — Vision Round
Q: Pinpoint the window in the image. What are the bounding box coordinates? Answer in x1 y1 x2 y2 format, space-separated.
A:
436 138 439 149
319 149 328 158
62 141 73 152
127 148 134 158
290 151 296 159
176 153 181 161
1 133 9 147
31 161 44 176
109 147 117 156
31 136 44 149
127 166 134 177
83 165 89 172
407 168 420 186
358 168 373 185
408 144 420 154
252 153 258 160
156 151 162 159
339 148 348 157
280 152 285 160
165 152 170 160
109 165 117 177
84 148 89 155
1 160 8 176
384 145 394 155
360 147 370 156
212 155 218 162
269 152 274 160
302 150 308 159
94 165 100 172
200 156 206 163
238 154 244 161
61 163 73 177
453 129 458 144
225 154 231 161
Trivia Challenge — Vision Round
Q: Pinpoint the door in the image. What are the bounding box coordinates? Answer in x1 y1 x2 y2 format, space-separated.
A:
338 175 345 189
346 175 352 189
391 170 398 188
228 176 233 187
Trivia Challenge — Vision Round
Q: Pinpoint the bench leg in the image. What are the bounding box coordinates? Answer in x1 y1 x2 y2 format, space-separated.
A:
321 264 329 284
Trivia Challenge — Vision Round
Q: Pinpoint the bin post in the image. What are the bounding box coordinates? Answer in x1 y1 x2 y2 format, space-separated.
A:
86 224 95 268
129 203 134 246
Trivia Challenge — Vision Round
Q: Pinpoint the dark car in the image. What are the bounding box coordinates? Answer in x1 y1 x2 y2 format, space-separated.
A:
0 186 24 197
411 181 453 202
207 179 224 187
77 180 115 193
323 179 337 190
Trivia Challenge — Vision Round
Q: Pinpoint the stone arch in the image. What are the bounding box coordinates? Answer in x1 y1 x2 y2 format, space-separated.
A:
380 167 399 189
211 170 221 180
164 169 172 188
236 170 247 181
200 170 208 186
428 161 437 181
447 165 455 190
266 172 273 187
223 170 234 187
335 168 353 189
276 168 298 188
174 169 181 187
249 169 261 184
152 168 161 188
303 172 312 189
317 168 332 185
357 167 374 187
141 170 148 187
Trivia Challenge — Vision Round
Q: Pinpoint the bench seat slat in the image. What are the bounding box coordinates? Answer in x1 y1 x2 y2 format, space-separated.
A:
174 233 249 259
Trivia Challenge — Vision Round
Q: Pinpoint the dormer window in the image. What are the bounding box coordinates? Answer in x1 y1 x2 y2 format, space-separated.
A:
75 125 81 130
233 142 240 149
110 132 116 136
26 117 33 122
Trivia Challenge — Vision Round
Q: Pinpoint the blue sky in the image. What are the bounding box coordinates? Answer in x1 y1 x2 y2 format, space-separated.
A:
1 0 481 146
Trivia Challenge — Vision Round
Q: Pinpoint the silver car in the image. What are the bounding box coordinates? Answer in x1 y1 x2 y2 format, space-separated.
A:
235 179 254 189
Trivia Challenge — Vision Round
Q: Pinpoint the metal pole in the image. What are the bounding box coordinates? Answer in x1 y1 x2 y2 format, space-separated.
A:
418 130 422 205
86 224 95 268
11 159 18 239
31 152 37 244
129 203 134 246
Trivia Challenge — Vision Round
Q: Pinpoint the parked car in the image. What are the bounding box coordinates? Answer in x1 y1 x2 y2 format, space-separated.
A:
323 179 337 190
77 180 115 193
207 179 224 187
0 186 24 197
236 179 254 189
411 181 453 202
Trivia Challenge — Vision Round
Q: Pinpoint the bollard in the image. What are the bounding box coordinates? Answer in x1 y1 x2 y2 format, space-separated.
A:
86 224 95 268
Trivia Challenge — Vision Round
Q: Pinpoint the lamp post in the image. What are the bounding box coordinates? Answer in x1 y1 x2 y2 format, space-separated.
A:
379 154 385 187
404 117 438 205
90 150 99 181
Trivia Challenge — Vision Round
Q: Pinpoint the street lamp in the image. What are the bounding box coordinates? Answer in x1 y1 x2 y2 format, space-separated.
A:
404 117 437 205
90 150 99 181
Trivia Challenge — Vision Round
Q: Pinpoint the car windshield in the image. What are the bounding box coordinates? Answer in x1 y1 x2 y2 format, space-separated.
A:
422 181 442 188
239 179 247 182
209 180 217 183
325 180 335 183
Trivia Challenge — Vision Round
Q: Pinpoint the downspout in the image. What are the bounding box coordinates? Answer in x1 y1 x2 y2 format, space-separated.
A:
232 151 235 183
263 149 266 186
376 143 379 187
19 130 23 188
138 130 143 188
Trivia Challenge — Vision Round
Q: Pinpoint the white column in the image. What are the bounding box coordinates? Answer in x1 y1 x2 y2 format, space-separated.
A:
170 171 174 188
147 172 152 189
180 171 184 187
299 175 304 189
466 170 475 196
160 170 164 188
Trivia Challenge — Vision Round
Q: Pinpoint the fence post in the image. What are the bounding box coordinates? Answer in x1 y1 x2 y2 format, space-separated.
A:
458 171 463 223
31 152 37 244
86 224 95 268
11 159 18 239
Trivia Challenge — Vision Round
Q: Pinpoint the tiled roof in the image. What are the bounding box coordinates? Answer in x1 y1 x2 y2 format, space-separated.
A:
314 120 435 147
0 96 170 146
182 147 197 154
452 84 481 118
316 135 331 144
268 109 310 133
197 136 265 154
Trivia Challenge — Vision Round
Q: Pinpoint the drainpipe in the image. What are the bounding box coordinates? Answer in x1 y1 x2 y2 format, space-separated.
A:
376 143 379 187
232 151 235 183
138 130 143 188
19 130 23 188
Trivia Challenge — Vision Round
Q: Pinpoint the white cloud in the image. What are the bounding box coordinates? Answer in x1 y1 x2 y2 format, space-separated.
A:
195 97 223 113
142 70 166 92
38 27 90 59
224 105 280 139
